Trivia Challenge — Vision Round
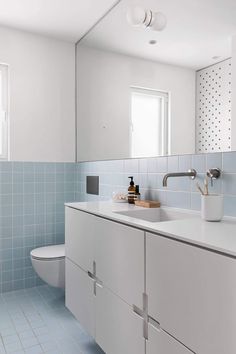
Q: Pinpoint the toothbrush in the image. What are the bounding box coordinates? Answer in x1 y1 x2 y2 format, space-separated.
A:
204 177 209 195
196 182 204 195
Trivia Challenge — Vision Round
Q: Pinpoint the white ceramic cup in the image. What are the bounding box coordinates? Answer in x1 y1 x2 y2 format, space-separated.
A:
201 194 223 221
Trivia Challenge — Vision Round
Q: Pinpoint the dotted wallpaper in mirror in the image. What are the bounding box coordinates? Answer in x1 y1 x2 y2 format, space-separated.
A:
196 58 232 153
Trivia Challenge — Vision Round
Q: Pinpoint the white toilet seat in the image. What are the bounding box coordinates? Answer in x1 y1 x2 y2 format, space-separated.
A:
31 244 65 288
31 244 65 261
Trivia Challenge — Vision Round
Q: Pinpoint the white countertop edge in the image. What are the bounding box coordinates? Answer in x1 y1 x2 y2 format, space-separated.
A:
65 201 236 258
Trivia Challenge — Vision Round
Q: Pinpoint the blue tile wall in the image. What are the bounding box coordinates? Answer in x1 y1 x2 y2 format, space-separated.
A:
1 151 236 293
75 152 236 218
0 162 76 293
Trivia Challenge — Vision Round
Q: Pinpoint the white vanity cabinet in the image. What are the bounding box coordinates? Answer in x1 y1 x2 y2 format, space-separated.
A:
65 205 236 354
65 207 144 306
146 232 236 354
65 206 145 353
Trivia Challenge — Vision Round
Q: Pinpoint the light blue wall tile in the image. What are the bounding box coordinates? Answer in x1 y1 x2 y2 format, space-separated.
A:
75 152 234 215
24 173 34 183
0 162 12 172
23 162 35 174
178 155 191 171
0 161 76 293
147 158 157 173
45 174 55 184
224 196 236 216
139 159 148 173
167 156 179 172
124 159 139 173
13 173 23 183
99 184 112 198
109 160 124 173
206 152 222 170
1 173 12 183
156 190 167 205
222 174 236 195
147 189 159 201
166 191 191 209
223 151 236 173
2 184 12 194
191 154 206 173
167 176 191 192
147 174 158 189
156 157 167 173
45 163 55 174
12 162 23 173
111 173 124 186
191 193 201 211
139 173 148 189
0 152 236 294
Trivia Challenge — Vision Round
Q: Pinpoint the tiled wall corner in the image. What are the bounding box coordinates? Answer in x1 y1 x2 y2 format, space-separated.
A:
0 161 76 293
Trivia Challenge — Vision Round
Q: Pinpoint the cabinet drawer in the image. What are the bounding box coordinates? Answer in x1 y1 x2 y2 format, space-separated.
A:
65 259 95 337
147 324 193 354
146 232 236 354
94 218 144 308
96 285 145 354
65 207 96 271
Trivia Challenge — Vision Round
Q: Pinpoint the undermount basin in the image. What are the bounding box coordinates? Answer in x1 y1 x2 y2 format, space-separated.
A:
114 207 196 223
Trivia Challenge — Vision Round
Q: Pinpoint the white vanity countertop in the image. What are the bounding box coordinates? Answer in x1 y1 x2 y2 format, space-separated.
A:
65 201 236 257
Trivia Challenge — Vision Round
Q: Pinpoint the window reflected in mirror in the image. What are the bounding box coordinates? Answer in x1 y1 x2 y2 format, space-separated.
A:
130 87 168 158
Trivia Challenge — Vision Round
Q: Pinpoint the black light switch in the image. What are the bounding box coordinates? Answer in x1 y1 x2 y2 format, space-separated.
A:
86 176 99 195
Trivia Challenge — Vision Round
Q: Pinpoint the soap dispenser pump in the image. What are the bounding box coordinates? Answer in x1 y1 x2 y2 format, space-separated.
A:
128 176 136 204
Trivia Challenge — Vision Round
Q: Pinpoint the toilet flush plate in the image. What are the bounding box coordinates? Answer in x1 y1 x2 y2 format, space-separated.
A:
86 176 99 195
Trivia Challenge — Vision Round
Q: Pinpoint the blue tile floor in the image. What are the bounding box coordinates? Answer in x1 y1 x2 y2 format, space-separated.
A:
0 286 104 354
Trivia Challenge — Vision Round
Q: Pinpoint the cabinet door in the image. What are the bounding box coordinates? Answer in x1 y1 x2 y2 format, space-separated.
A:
65 207 96 271
95 285 145 354
95 218 144 308
65 259 95 337
147 324 193 354
146 232 236 354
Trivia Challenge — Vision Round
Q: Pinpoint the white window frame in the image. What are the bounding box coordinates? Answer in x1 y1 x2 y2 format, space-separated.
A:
130 86 169 158
0 64 9 160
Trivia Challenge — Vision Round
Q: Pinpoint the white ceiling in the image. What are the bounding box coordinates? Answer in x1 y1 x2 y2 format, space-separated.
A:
81 0 236 69
1 0 235 69
0 0 119 42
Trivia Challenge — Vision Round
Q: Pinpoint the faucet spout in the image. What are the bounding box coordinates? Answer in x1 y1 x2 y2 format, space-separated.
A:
162 169 197 187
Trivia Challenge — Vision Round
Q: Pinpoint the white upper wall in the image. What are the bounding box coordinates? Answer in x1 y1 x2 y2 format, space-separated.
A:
77 45 196 161
231 36 236 151
0 26 75 162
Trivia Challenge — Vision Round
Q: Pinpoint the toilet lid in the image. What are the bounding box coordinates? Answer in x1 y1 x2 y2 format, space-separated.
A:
31 244 65 260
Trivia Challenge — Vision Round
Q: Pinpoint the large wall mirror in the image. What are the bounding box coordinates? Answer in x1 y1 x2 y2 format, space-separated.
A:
76 0 236 162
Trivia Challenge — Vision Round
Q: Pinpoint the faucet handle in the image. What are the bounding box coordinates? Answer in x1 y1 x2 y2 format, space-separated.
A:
207 168 221 187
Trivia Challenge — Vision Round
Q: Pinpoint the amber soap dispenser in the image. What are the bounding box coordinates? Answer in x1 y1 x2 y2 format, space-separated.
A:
128 176 136 204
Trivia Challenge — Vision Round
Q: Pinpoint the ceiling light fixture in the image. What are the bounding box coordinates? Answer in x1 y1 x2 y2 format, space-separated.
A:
127 6 167 32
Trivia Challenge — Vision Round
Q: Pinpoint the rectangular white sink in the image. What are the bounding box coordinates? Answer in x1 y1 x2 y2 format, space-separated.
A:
114 207 196 223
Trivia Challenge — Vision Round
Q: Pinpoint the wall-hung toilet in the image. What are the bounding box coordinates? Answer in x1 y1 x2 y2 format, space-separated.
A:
31 244 65 288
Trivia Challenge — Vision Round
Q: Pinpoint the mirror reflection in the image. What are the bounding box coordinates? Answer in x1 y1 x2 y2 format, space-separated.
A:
76 0 236 162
